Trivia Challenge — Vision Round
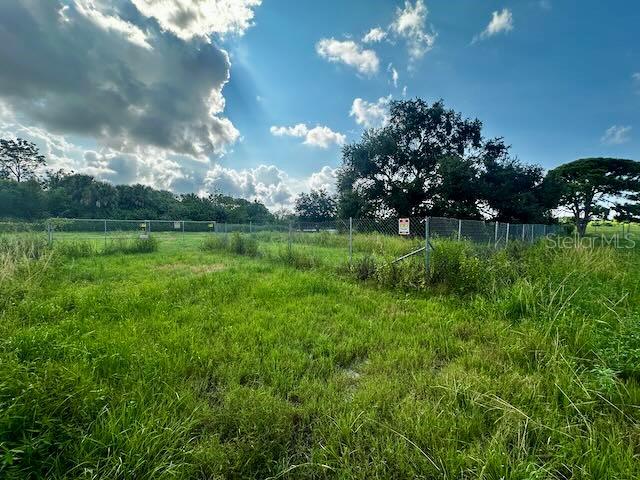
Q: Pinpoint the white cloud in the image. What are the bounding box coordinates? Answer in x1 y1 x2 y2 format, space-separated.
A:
601 125 632 145
391 0 436 61
0 1 241 160
270 123 345 148
130 0 262 40
204 164 338 208
402 86 408 97
307 166 337 193
75 0 152 49
474 8 514 42
316 38 380 75
363 27 387 43
389 65 399 88
270 124 309 138
304 126 346 148
350 96 391 128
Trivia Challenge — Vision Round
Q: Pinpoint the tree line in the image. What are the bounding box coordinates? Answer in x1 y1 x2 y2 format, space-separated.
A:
3 99 640 235
0 139 275 223
295 99 640 236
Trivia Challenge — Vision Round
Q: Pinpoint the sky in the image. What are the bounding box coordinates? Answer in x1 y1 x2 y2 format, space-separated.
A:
0 0 638 210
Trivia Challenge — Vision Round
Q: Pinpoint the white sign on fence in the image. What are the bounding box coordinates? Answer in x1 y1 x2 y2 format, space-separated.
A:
174 221 181 230
398 218 410 235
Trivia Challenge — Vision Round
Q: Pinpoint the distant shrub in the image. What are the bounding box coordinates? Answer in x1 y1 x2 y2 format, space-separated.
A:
201 235 228 252
104 236 159 255
55 241 97 258
229 233 258 256
202 233 258 257
275 246 318 269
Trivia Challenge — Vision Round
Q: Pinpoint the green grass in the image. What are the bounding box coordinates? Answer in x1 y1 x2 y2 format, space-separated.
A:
1 232 640 478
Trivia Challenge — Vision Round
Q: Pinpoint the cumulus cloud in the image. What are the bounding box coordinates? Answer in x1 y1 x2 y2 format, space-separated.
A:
316 38 380 75
1 107 208 192
363 27 386 43
270 124 346 148
474 8 514 43
75 0 152 49
307 166 337 193
0 0 271 197
204 164 337 208
601 125 632 145
0 1 243 159
350 96 391 129
391 0 437 61
130 0 262 40
270 124 309 138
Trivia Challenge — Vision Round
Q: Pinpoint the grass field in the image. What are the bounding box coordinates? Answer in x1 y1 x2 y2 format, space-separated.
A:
1 230 640 479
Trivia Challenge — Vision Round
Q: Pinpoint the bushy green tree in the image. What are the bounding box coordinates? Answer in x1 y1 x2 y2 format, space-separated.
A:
482 156 561 223
337 99 562 222
294 189 337 222
550 158 640 235
0 179 46 219
0 138 46 182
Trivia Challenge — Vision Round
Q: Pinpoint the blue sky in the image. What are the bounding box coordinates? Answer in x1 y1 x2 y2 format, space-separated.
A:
0 0 638 209
222 0 639 175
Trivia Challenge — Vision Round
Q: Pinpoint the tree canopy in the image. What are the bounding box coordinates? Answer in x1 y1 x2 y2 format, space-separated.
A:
337 99 555 222
549 157 640 235
294 189 337 222
0 138 46 182
0 138 276 223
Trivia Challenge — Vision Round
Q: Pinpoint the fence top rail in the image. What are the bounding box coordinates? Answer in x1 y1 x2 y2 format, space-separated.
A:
10 217 566 228
46 218 218 224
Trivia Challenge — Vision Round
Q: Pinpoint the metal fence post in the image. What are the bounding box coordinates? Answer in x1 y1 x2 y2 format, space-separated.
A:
425 217 431 280
182 220 185 241
288 221 292 250
457 219 462 241
494 221 499 248
47 221 52 246
104 219 107 247
522 224 525 242
249 221 252 234
506 223 510 246
349 217 353 264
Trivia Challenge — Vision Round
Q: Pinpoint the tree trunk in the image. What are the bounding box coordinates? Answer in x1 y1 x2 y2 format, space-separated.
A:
577 217 588 237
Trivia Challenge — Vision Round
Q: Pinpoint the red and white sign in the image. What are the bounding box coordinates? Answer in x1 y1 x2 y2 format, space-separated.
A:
398 218 410 235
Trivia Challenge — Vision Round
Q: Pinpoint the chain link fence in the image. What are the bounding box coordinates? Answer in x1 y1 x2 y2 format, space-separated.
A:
2 217 569 266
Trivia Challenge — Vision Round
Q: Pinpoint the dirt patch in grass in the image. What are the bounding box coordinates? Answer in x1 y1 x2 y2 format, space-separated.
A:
155 263 225 274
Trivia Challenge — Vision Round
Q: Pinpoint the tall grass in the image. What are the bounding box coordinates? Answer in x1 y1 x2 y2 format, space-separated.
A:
2 231 640 478
54 236 159 258
201 232 258 256
0 235 52 308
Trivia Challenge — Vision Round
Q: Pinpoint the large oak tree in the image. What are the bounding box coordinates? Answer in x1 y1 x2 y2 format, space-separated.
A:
337 99 555 221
